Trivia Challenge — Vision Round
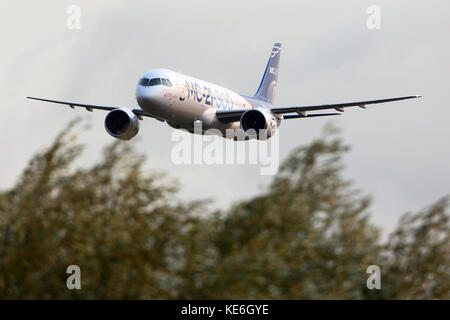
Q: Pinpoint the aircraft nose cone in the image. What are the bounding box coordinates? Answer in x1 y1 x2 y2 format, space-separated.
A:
136 85 163 101
135 85 149 99
136 85 166 115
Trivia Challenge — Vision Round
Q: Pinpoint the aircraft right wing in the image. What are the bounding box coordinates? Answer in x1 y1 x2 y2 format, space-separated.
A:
26 96 155 120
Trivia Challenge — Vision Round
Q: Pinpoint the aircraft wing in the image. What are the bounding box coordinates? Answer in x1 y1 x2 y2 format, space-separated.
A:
26 96 153 119
269 95 421 114
216 95 421 122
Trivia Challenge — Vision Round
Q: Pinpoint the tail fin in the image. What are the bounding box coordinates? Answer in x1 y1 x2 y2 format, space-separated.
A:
254 42 281 104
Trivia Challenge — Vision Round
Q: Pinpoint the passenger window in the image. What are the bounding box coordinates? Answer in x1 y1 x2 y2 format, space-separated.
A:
139 78 150 86
149 78 162 86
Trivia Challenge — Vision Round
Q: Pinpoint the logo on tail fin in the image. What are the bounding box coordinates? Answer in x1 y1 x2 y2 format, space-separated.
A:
271 45 281 58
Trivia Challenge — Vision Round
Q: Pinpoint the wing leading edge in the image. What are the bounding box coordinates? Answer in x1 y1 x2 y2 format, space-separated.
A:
26 96 153 119
216 95 421 122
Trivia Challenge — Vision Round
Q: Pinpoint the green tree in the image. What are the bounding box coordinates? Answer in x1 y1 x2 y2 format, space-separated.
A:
383 197 450 299
0 121 448 299
0 120 206 299
194 126 380 299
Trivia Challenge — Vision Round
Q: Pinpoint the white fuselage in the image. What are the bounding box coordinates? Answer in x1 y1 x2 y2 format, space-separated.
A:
135 69 265 134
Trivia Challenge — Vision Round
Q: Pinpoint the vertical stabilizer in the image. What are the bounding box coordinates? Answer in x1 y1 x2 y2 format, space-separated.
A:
254 42 281 104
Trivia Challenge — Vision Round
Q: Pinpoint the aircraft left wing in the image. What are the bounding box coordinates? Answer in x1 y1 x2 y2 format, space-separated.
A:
269 95 421 114
26 96 153 119
216 95 421 122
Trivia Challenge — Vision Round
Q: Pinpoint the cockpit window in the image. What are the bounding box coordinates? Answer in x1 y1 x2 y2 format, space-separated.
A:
162 78 172 87
139 78 150 86
149 78 161 86
139 77 171 87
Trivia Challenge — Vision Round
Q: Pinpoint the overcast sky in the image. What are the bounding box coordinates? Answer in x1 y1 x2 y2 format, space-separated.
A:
1 0 449 235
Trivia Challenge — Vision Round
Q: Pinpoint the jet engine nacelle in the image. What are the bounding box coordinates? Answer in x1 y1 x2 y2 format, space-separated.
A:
104 108 139 140
240 108 279 140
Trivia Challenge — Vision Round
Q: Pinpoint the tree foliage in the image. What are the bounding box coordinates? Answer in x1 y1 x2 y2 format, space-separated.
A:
0 122 448 299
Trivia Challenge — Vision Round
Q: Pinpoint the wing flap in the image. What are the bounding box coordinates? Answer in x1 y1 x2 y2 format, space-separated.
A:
283 112 341 119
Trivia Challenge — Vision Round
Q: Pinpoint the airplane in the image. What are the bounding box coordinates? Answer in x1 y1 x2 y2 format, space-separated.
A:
27 42 421 141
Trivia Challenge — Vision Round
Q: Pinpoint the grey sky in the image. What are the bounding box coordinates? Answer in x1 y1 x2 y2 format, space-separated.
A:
1 0 449 235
